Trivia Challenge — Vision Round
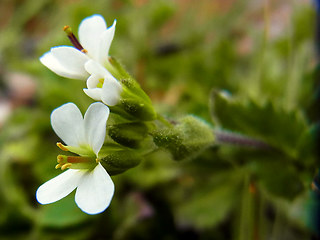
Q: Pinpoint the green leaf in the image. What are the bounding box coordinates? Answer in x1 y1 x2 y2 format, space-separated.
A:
248 159 304 200
176 170 244 229
210 90 308 158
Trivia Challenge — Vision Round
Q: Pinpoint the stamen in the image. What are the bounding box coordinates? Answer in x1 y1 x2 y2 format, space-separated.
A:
61 163 72 171
57 155 65 163
55 154 95 170
63 25 87 52
55 163 63 169
57 142 69 151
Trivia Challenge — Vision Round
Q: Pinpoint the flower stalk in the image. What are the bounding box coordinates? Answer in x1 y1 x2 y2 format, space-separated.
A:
214 129 272 150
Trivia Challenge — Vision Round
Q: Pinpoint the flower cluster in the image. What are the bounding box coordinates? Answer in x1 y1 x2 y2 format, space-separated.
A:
37 15 128 215
36 14 214 215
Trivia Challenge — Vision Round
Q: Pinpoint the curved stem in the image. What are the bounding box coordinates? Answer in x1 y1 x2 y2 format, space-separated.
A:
214 129 273 150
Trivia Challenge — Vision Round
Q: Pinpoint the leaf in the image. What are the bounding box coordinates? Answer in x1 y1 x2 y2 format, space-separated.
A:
248 159 304 200
210 90 308 158
175 170 244 229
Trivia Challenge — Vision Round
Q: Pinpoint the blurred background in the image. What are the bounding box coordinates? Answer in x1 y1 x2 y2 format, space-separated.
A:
0 0 318 239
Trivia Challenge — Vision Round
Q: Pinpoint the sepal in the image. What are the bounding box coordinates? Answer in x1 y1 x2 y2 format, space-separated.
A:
152 116 215 161
99 145 142 175
108 122 151 148
107 57 157 121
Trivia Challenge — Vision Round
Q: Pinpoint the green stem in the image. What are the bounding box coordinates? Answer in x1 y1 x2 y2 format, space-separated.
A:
238 175 255 240
157 114 172 128
258 193 267 240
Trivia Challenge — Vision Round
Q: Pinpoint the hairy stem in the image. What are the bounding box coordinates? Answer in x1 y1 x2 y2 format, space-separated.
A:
214 129 272 150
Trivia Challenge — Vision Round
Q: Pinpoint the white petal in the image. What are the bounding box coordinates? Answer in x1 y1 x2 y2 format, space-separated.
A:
40 51 87 80
75 163 114 214
87 74 101 88
83 102 109 155
36 169 84 204
98 20 116 64
83 88 102 101
79 15 107 61
101 77 122 106
49 47 90 80
84 60 109 77
50 103 85 147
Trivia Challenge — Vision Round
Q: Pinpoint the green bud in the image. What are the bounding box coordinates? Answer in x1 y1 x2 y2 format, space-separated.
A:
99 146 142 175
108 122 150 148
108 56 131 80
152 116 215 161
105 57 157 121
115 97 156 121
119 78 152 104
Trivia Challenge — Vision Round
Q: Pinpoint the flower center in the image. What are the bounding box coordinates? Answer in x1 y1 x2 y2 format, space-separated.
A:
97 78 104 88
56 155 98 170
63 25 87 53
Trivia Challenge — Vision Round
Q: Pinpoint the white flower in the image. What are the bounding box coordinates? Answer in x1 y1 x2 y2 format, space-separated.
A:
84 59 122 106
40 14 122 106
36 102 114 215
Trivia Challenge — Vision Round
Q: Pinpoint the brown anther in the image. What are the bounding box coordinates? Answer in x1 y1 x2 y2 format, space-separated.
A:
57 142 69 151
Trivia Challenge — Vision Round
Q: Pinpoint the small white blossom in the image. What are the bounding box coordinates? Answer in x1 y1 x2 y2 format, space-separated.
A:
36 102 114 215
40 15 122 106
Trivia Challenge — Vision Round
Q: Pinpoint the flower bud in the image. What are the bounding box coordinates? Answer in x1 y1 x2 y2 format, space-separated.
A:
152 116 215 161
118 98 156 121
108 57 157 121
100 147 142 175
108 122 150 148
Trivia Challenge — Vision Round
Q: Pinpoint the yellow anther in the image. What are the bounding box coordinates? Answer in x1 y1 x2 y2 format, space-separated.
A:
57 155 64 163
63 25 85 52
61 163 72 171
96 158 100 163
63 25 71 33
55 164 62 169
57 142 69 151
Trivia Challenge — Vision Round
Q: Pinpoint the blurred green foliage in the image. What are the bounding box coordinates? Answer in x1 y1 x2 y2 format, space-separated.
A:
0 0 317 239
